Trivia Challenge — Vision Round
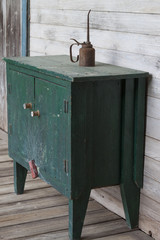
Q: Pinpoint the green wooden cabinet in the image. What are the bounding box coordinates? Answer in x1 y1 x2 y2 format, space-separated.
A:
4 55 148 240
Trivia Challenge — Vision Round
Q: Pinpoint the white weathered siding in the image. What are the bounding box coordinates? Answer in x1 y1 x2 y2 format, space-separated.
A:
30 1 160 239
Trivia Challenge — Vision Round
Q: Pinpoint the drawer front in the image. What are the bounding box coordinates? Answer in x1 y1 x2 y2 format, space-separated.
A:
33 78 69 188
7 70 34 162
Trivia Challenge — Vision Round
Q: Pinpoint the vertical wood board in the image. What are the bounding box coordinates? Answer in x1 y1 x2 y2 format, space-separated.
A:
6 0 21 56
22 0 27 56
0 0 6 131
0 0 21 131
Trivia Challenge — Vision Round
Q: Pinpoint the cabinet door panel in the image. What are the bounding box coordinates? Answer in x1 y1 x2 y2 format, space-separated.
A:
34 78 68 188
7 70 34 164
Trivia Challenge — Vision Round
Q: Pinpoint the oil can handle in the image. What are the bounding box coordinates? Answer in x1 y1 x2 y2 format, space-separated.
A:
70 38 81 63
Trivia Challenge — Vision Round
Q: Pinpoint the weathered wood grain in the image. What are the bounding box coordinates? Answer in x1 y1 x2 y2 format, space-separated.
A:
0 0 7 132
24 230 69 240
30 9 160 36
0 173 41 186
147 96 160 119
0 155 11 162
0 194 68 216
6 0 21 57
30 23 160 58
30 0 160 14
0 64 7 132
0 0 21 131
92 176 160 212
0 1 3 57
25 230 152 240
94 230 153 240
30 38 69 56
0 168 12 177
96 48 160 79
139 215 160 240
0 144 8 151
0 200 104 228
145 136 160 161
0 187 59 205
91 188 125 219
0 129 8 140
146 116 160 141
0 138 7 143
140 198 160 240
91 176 160 213
148 77 160 99
0 148 8 155
140 195 160 225
0 175 13 185
0 161 12 169
91 188 160 240
0 217 128 240
0 178 49 195
30 51 44 56
142 175 160 203
144 156 160 182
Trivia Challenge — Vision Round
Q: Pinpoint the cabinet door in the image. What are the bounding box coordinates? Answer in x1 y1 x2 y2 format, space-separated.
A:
34 78 69 190
7 70 34 164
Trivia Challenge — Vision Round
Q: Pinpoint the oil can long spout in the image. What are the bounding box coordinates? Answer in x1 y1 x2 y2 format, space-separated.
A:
87 10 91 43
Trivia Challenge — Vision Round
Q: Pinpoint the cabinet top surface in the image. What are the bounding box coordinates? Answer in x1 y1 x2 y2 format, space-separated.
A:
4 55 148 82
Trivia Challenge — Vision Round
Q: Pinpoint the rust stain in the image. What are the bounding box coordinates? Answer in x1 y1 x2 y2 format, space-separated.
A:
29 160 38 179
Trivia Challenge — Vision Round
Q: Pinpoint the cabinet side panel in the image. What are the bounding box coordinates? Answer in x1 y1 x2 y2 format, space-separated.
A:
133 77 147 188
92 80 121 188
71 82 93 199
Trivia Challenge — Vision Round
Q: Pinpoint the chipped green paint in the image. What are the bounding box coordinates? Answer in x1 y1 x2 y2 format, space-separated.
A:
4 55 148 82
4 55 148 240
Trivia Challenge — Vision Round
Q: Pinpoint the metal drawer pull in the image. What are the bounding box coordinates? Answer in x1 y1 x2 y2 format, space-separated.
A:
31 110 40 117
23 103 32 109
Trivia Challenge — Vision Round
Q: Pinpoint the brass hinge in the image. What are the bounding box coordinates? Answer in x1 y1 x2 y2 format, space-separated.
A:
64 160 69 173
64 100 68 113
8 83 12 94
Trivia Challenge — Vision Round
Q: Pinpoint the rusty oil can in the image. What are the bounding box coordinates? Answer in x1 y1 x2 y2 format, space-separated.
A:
70 10 95 67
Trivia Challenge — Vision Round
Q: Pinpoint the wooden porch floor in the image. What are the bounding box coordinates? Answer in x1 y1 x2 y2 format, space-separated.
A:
0 129 153 240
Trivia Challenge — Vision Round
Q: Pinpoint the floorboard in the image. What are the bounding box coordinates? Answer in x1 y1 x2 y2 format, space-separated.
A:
0 130 154 240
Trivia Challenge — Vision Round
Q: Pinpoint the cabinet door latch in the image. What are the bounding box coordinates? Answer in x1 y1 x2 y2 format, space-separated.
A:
8 84 12 94
64 100 69 113
9 124 12 135
64 160 69 173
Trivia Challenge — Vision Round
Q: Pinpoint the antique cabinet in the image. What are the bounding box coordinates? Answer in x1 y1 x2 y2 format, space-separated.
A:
4 55 148 240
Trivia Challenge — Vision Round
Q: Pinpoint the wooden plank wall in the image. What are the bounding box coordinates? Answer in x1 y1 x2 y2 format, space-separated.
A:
0 0 21 132
0 0 6 132
30 1 160 239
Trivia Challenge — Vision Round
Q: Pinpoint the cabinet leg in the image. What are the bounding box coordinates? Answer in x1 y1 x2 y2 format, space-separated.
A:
14 160 27 194
120 79 142 229
120 182 140 229
69 189 91 240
